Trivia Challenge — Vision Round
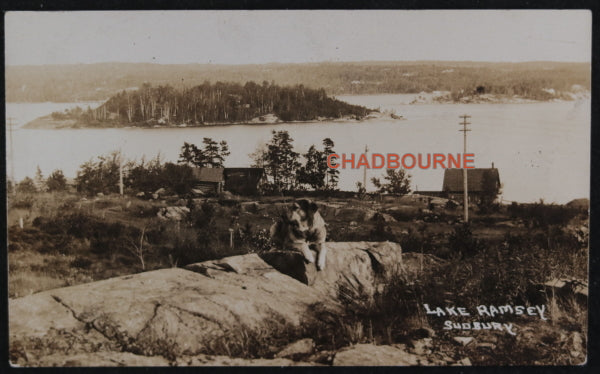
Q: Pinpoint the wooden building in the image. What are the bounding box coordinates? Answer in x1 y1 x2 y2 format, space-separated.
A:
442 165 501 202
224 168 265 196
191 167 224 195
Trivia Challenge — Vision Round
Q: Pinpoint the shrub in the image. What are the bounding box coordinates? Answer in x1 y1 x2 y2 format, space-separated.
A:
160 163 195 195
16 177 37 194
508 201 578 228
71 256 93 269
237 223 272 253
159 226 205 266
75 152 121 195
46 169 67 192
399 226 434 253
447 223 483 258
369 218 396 242
9 194 35 209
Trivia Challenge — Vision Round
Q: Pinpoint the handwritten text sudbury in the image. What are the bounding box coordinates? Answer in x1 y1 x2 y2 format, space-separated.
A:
423 304 548 336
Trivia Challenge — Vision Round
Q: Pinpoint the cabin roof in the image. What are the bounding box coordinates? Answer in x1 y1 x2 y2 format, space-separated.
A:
191 167 224 183
224 168 265 177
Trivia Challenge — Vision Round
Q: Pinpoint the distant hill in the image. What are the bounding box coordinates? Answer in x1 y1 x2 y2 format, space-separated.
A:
6 61 590 103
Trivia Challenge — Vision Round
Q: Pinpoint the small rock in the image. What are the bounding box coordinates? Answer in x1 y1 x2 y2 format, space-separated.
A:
154 187 166 195
452 357 472 366
96 192 104 197
572 332 584 352
409 338 432 355
477 342 496 350
305 350 335 365
191 189 205 196
372 213 396 223
136 192 145 197
275 338 315 360
453 337 474 346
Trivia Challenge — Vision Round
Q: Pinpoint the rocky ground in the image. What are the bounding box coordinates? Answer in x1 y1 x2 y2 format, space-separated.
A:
9 241 473 367
8 192 588 366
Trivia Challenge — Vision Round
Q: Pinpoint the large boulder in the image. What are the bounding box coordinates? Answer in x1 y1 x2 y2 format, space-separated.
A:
10 242 403 367
260 241 402 298
333 207 377 222
156 206 190 221
10 255 326 366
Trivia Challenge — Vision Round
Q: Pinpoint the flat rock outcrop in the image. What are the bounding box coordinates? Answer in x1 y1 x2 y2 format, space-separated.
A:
10 242 403 366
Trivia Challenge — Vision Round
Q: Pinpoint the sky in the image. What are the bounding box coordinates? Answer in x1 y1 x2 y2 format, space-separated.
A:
4 10 592 66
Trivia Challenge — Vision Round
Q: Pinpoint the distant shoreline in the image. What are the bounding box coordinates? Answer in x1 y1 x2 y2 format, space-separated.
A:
21 111 404 130
16 92 590 130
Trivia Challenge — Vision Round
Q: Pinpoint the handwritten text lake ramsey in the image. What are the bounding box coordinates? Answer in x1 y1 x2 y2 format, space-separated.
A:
423 304 548 336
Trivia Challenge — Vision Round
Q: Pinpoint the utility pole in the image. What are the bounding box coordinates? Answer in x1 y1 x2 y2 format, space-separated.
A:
7 117 16 195
459 114 471 222
119 149 124 196
363 145 368 188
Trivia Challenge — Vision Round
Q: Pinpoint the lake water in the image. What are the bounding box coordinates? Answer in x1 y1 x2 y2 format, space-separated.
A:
6 95 590 204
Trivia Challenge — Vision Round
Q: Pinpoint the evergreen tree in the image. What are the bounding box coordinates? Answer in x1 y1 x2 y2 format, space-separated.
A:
297 145 326 190
322 138 339 190
178 139 230 168
46 169 67 192
17 177 37 194
264 130 300 191
75 151 121 195
34 166 46 192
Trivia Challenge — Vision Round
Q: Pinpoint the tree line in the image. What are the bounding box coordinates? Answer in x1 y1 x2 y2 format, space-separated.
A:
10 131 415 197
7 61 590 102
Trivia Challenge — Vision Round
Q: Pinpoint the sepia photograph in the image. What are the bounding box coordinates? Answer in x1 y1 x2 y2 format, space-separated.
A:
5 10 591 366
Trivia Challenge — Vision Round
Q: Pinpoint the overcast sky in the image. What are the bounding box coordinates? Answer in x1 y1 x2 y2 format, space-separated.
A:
5 10 592 66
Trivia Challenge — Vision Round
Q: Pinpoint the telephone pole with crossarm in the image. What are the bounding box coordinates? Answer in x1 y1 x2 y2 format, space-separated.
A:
459 114 471 223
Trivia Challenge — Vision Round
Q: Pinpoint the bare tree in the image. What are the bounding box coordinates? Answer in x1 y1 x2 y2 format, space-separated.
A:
127 227 148 270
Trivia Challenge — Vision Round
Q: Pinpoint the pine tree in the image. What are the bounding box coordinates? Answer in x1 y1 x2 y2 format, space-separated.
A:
178 139 230 168
298 145 326 190
264 130 300 191
34 166 46 192
46 169 67 192
322 138 339 190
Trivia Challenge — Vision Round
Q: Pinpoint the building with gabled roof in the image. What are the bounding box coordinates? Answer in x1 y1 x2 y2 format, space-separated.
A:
442 164 501 202
191 167 224 195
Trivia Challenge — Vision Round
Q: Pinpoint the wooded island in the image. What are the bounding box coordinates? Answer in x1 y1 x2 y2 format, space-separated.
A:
26 81 376 129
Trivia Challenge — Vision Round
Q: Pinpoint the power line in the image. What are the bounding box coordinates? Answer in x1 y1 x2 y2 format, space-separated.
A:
7 117 16 194
459 114 471 223
363 144 368 188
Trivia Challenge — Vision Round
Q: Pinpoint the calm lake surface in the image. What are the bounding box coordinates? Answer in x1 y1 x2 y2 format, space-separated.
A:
6 95 590 204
